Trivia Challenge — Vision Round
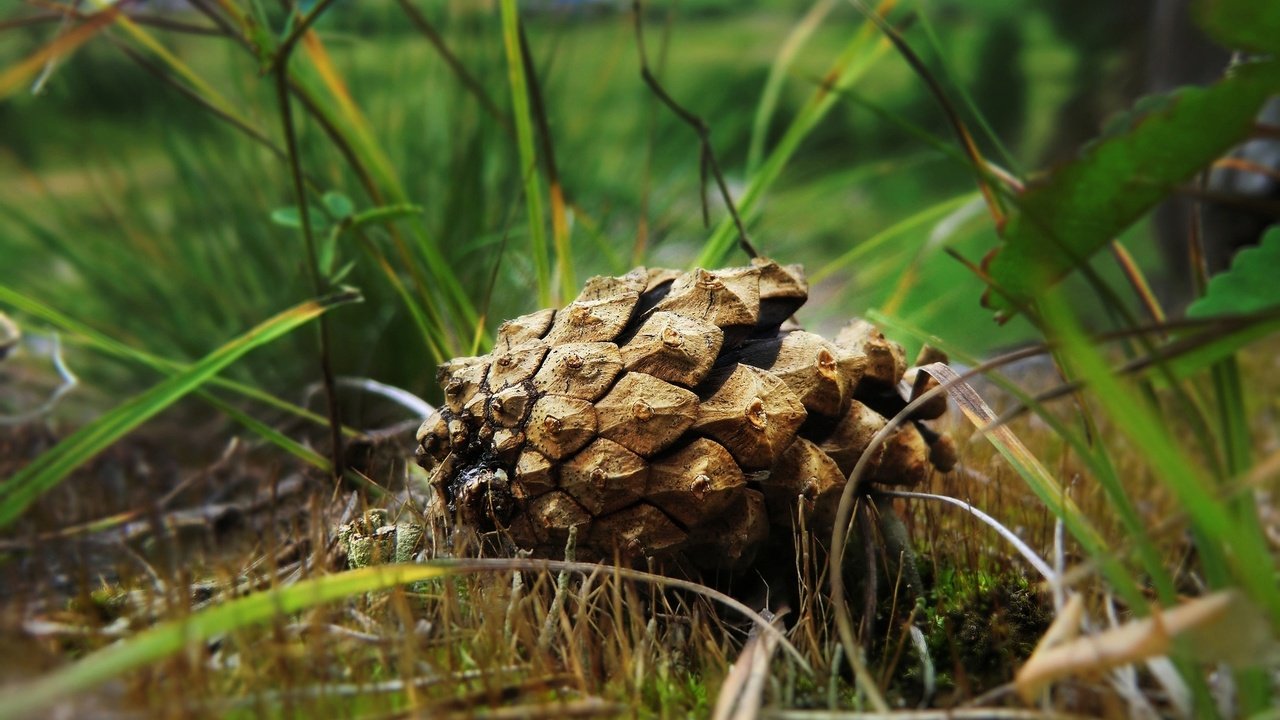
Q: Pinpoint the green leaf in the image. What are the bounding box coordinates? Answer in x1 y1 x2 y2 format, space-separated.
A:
322 191 354 219
982 60 1280 319
1166 228 1280 377
329 259 357 285
0 291 359 528
0 564 453 720
349 203 424 232
1187 227 1280 317
269 205 326 230
1196 0 1280 54
318 225 341 276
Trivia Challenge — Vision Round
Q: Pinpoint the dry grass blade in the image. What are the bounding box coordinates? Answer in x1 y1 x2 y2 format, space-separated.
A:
827 358 1110 711
451 558 812 675
438 698 627 719
0 5 119 99
916 363 1106 552
1015 590 1277 702
712 609 785 720
762 709 1102 719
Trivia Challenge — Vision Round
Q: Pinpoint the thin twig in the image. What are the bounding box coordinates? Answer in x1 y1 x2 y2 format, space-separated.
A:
274 63 345 481
266 0 340 75
395 0 510 132
632 0 757 259
844 0 1007 230
112 41 286 159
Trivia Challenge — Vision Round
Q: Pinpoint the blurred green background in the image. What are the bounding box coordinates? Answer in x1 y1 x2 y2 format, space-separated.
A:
0 0 1204 415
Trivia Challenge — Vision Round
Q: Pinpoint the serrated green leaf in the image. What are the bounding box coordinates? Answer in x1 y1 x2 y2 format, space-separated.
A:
983 61 1280 319
1187 227 1280 317
1165 228 1280 376
1196 0 1280 54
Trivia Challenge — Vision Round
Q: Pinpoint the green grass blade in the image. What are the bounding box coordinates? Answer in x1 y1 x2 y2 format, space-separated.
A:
198 392 332 472
500 0 552 308
0 285 355 437
913 8 1020 175
811 191 978 284
746 0 836 175
0 564 453 720
0 291 359 527
285 44 478 357
1040 290 1280 625
695 6 894 267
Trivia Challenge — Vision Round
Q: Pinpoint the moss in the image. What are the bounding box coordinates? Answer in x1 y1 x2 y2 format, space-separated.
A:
904 563 1052 703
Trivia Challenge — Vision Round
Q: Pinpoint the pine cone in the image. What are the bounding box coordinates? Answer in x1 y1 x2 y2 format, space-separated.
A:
416 259 955 571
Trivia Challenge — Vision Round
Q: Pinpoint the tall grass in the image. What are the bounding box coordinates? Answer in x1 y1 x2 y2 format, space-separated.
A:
1 1 1278 717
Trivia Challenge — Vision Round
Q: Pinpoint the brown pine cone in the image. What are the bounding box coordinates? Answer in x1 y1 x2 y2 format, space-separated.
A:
416 259 955 571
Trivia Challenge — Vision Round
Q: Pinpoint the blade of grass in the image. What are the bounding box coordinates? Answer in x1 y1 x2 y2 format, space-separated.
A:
913 7 1021 175
85 0 256 130
0 284 357 437
501 0 553 307
811 191 978 283
869 310 1216 601
518 24 575 303
1039 290 1280 625
746 0 836 175
696 0 898 267
291 33 479 354
0 291 360 528
846 0 1007 229
200 393 331 472
394 0 511 131
0 5 119 100
0 564 453 720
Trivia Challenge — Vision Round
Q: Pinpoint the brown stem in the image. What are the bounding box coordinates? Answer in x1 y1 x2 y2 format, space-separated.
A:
631 0 757 260
395 0 511 133
274 63 345 482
